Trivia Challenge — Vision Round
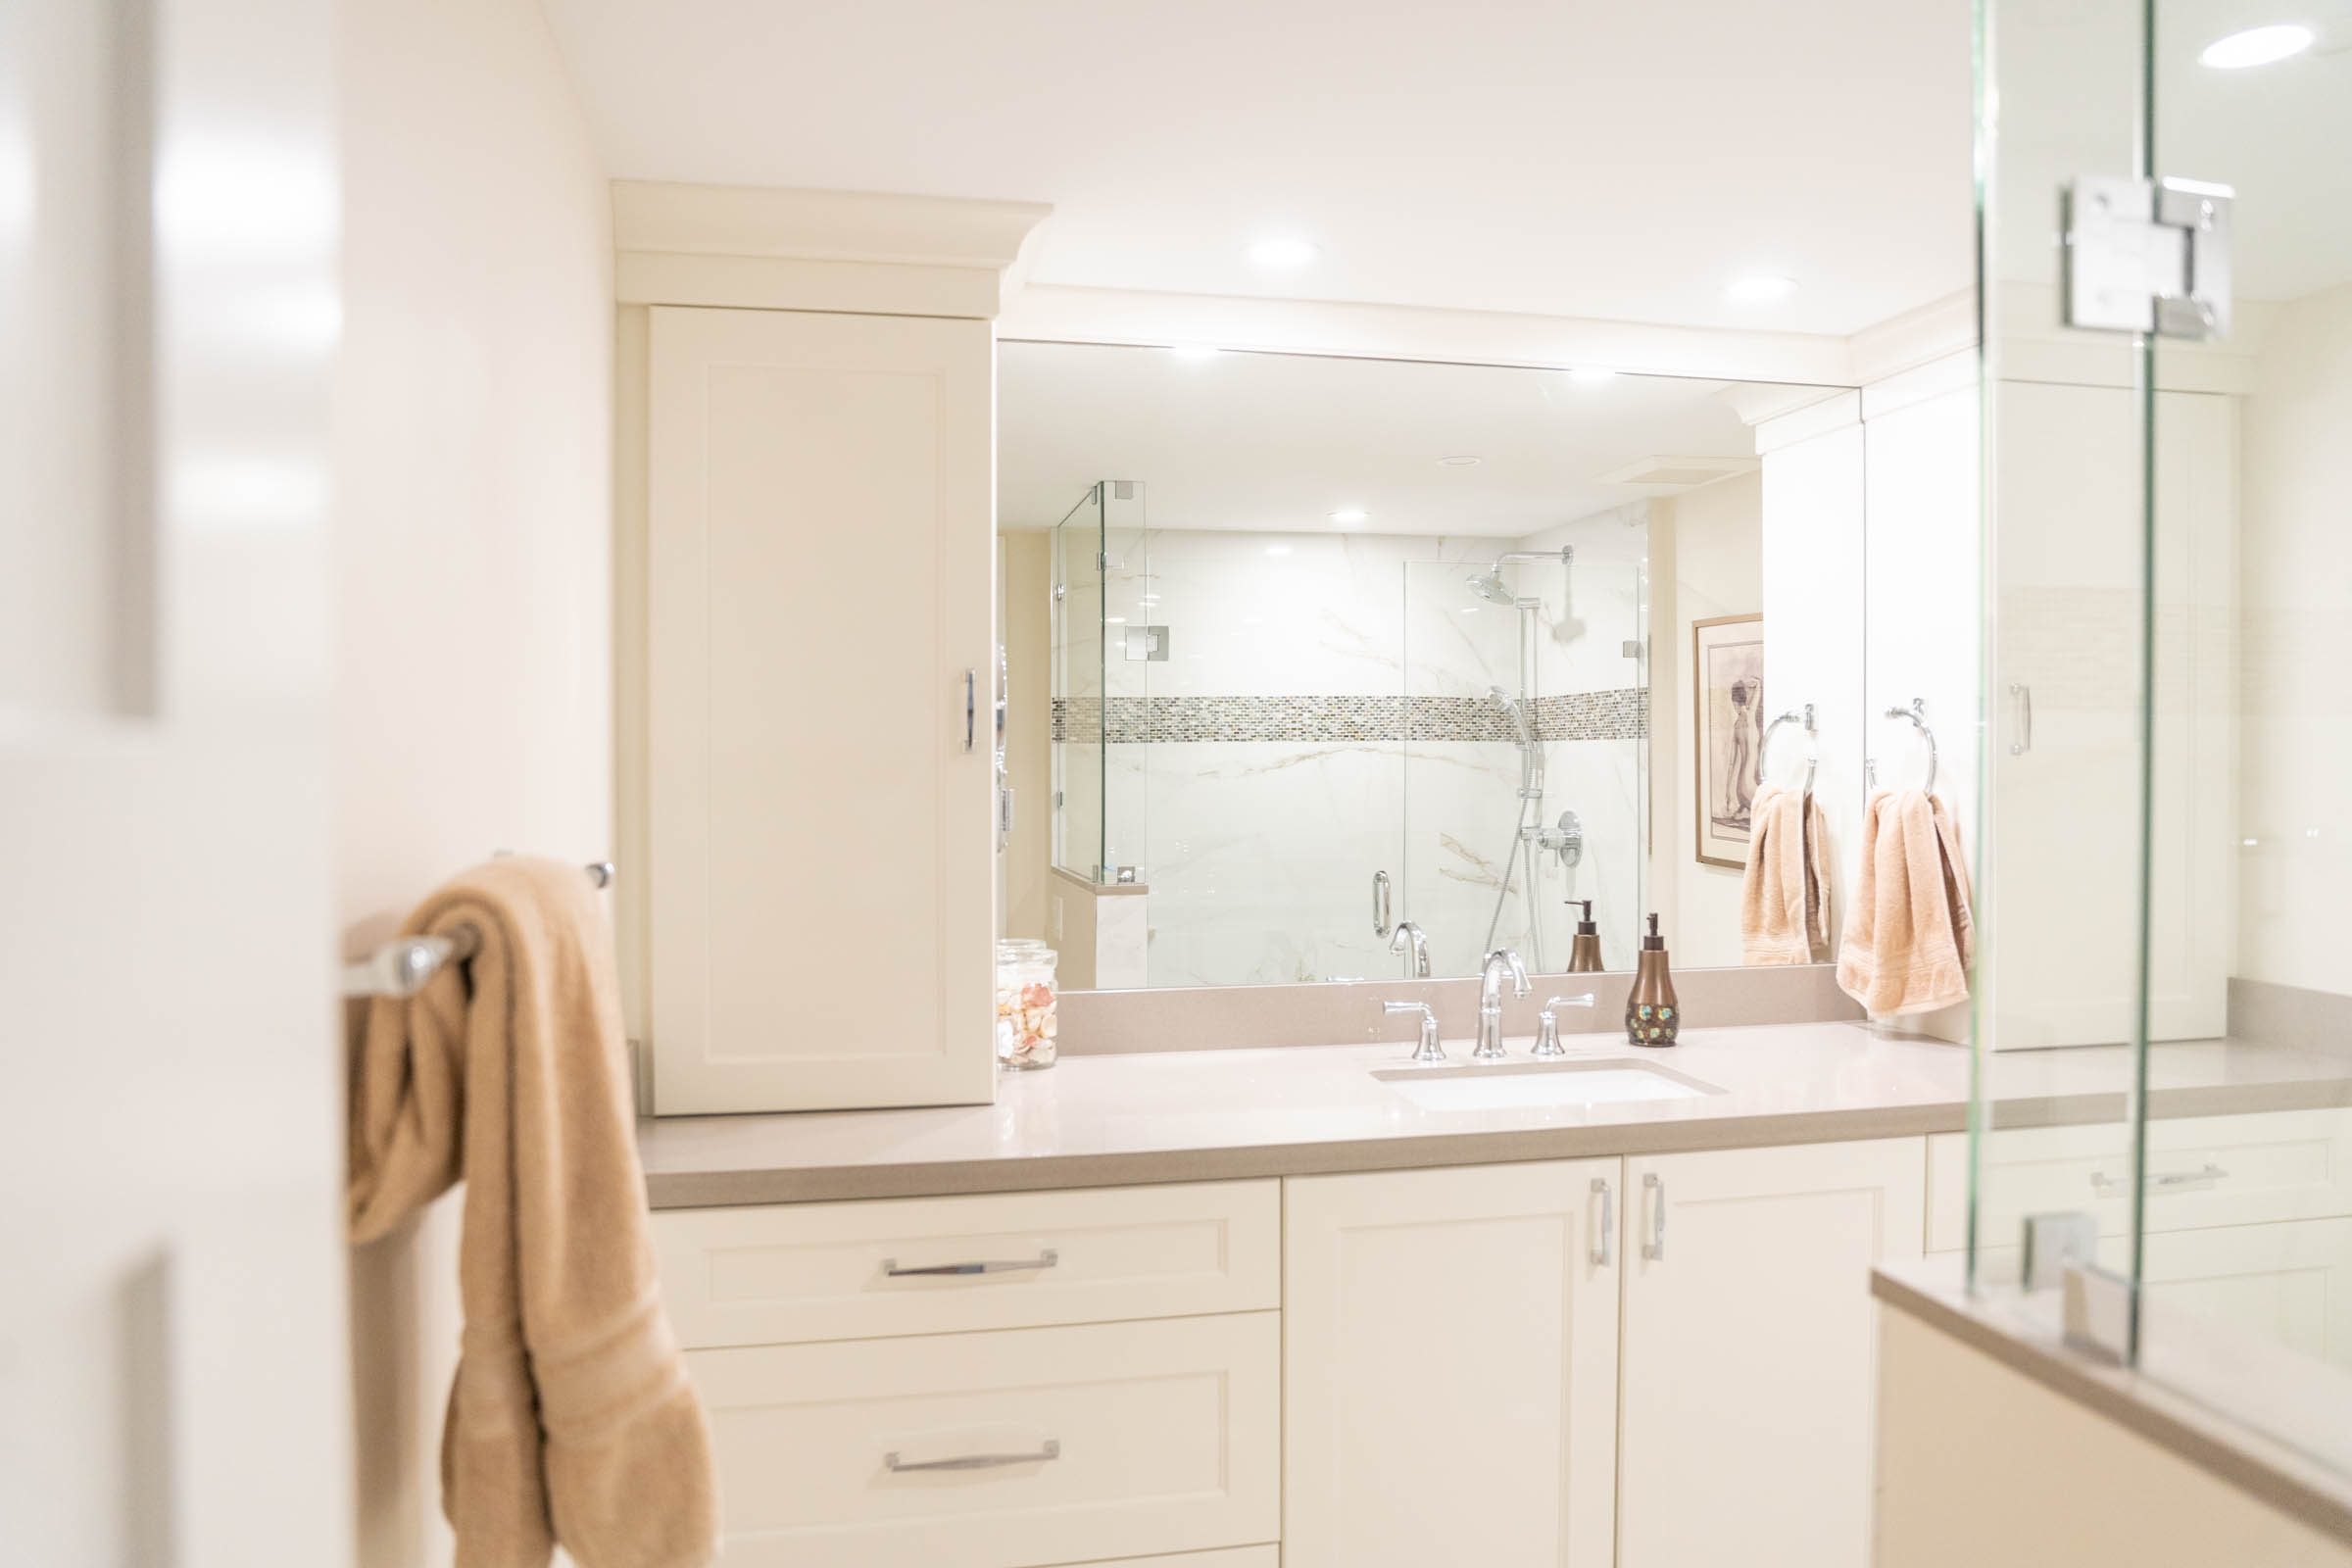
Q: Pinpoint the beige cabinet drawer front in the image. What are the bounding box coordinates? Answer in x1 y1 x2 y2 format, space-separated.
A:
655 1181 1279 1348
1928 1109 2352 1253
691 1312 1281 1568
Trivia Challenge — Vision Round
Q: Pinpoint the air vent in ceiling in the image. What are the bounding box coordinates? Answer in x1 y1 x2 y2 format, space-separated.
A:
1598 455 1760 489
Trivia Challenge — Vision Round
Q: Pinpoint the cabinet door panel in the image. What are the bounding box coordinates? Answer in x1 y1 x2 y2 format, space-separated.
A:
1284 1158 1622 1568
648 305 995 1112
1619 1138 1926 1568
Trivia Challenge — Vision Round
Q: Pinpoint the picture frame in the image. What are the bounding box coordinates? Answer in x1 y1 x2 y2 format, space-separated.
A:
1692 612 1765 868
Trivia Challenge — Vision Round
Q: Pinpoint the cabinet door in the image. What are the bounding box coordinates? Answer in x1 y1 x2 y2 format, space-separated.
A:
1284 1158 1622 1568
648 306 996 1112
1618 1138 1926 1568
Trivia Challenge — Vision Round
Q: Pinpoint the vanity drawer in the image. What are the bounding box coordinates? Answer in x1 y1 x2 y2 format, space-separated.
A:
652 1180 1279 1348
1927 1108 2352 1253
688 1312 1281 1568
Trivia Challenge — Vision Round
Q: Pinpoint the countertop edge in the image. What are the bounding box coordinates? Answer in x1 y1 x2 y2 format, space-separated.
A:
1872 1264 2352 1549
645 1102 1973 1208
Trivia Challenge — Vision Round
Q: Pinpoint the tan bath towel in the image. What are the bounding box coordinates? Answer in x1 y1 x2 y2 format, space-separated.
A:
349 857 718 1568
1836 790 1975 1015
1740 785 1832 964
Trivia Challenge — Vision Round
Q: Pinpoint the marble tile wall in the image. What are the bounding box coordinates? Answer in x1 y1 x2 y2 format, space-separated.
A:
1054 522 1652 986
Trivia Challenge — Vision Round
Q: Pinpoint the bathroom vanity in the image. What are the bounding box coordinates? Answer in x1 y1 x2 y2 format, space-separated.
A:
638 1025 2352 1568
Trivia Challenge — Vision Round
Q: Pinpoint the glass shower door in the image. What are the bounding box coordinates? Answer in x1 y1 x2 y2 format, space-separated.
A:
1975 0 2352 1461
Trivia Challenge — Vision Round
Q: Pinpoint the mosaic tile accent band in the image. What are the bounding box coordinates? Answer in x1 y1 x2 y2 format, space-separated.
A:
1053 690 1648 745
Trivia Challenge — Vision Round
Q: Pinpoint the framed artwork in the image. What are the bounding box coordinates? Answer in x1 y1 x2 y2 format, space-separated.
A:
1692 612 1765 868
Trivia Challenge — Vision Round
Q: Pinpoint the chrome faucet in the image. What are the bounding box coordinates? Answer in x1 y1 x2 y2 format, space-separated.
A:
1389 920 1430 978
1474 948 1532 1060
1381 999 1446 1064
1532 993 1598 1057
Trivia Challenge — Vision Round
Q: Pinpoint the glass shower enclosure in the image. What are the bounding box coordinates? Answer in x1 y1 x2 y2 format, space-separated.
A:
1971 0 2352 1469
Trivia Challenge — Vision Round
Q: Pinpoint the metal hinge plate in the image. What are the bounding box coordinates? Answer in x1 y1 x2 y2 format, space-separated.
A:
2062 175 2235 341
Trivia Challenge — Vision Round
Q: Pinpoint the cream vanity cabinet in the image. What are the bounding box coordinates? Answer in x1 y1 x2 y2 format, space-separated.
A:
1930 1108 2352 1367
652 1181 1283 1568
621 183 1049 1114
1284 1158 1624 1567
1283 1137 1926 1568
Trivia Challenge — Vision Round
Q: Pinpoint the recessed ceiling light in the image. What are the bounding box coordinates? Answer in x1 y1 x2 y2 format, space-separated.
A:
1247 237 1319 270
1167 344 1222 360
1725 275 1797 304
1567 368 1619 383
1328 508 1369 524
1437 454 1484 467
2199 23 2315 67
1264 544 1293 557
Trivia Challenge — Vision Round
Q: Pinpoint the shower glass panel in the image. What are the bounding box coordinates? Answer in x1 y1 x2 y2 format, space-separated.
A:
1050 480 1150 883
1400 552 1645 977
1050 483 1105 879
1975 0 2352 1469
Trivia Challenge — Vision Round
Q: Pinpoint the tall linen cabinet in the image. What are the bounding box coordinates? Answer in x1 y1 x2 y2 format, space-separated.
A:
615 182 1050 1112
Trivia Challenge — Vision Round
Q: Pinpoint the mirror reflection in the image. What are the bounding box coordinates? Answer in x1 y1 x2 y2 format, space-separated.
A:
996 342 1855 989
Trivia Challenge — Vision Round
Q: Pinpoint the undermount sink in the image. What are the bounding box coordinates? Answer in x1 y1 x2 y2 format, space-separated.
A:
1372 1057 1719 1112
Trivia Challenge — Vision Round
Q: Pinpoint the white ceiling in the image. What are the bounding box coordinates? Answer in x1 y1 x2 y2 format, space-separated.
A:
999 341 1809 537
539 0 1976 336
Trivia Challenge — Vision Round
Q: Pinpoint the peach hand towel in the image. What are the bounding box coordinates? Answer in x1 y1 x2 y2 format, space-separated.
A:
348 857 718 1568
1740 784 1832 964
1835 790 1976 1015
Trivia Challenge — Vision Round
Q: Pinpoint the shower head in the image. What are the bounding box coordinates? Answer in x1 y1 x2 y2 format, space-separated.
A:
1488 685 1534 745
1466 567 1518 606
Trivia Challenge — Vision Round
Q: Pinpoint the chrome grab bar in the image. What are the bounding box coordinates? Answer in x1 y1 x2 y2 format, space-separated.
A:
343 859 614 998
885 1440 1060 1473
1642 1172 1666 1260
2009 681 2033 756
2091 1163 2228 1194
1591 1177 1614 1267
1372 869 1394 938
881 1250 1059 1278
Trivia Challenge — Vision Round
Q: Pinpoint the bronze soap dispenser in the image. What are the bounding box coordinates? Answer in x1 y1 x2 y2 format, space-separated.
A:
1626 913 1680 1047
1567 900 1605 973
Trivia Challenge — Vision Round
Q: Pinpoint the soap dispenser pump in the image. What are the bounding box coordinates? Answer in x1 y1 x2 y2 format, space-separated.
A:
1567 900 1605 974
1626 913 1680 1047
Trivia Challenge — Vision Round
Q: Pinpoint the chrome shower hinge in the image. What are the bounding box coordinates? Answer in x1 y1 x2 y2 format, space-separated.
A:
2063 175 2235 341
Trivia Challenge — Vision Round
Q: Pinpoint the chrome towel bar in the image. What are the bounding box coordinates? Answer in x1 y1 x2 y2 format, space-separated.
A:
342 859 614 999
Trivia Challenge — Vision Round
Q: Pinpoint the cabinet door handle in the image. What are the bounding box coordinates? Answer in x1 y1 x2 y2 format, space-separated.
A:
1591 1177 1614 1267
882 1249 1059 1278
964 668 977 752
1642 1172 1666 1260
2091 1163 2227 1194
2009 681 2033 756
886 1439 1060 1472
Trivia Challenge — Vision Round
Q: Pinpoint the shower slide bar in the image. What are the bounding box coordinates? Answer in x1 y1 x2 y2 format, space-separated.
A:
342 859 615 999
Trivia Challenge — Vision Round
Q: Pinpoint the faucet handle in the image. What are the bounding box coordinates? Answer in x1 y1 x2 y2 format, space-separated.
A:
1381 1000 1445 1064
1531 993 1598 1058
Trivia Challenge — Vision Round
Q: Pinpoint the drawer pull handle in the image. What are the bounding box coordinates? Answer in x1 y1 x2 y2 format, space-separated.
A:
885 1440 1060 1473
1591 1177 1614 1267
2090 1163 2229 1194
1642 1172 1666 1261
881 1249 1059 1278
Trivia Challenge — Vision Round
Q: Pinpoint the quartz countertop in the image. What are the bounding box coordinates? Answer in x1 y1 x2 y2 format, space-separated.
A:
637 1021 2352 1207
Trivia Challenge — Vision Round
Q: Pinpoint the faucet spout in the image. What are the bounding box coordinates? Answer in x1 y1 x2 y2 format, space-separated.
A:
1475 948 1532 1060
1389 920 1430 978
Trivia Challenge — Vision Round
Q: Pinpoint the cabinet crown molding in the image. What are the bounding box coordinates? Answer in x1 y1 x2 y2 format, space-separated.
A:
613 180 1053 318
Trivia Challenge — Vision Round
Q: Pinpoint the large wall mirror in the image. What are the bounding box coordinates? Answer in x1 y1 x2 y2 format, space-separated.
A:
997 340 1865 989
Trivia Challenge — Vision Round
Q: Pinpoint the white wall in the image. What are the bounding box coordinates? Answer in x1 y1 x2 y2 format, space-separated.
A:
2237 282 2352 998
1759 397 1869 964
1863 354 1981 1040
1656 472 1765 968
333 0 612 1562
